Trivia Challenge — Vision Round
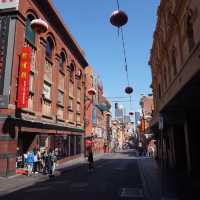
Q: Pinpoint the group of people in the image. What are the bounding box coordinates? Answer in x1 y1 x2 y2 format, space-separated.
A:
16 148 57 176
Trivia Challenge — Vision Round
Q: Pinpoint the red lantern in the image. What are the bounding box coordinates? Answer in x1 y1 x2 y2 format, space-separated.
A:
125 86 133 94
88 88 96 96
110 10 128 27
31 18 48 34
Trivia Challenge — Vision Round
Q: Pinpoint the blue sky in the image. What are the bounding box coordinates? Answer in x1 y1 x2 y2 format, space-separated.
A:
52 0 159 115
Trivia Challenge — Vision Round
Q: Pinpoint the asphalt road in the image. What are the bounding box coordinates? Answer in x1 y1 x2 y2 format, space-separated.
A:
1 150 146 200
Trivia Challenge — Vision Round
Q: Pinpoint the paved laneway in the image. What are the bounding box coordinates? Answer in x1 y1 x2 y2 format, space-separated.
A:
1 150 148 200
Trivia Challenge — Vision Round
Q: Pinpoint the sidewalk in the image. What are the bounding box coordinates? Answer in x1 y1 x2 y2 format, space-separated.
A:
138 157 179 200
0 152 107 197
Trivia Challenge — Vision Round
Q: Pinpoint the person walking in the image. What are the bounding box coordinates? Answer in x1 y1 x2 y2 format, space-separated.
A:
51 150 57 175
87 147 94 172
33 150 39 174
26 151 34 176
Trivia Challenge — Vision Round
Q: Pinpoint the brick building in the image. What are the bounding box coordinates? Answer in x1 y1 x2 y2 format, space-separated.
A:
0 0 88 176
149 0 200 176
139 95 154 134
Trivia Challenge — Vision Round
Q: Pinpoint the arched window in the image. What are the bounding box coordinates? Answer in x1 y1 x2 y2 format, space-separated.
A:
171 47 177 76
187 11 195 52
25 14 35 45
46 37 54 58
69 63 74 81
59 52 65 70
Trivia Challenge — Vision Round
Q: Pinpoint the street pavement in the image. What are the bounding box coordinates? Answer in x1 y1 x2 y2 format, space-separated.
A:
0 150 179 200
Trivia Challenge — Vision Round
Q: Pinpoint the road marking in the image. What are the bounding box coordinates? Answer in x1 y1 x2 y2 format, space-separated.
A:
120 187 144 198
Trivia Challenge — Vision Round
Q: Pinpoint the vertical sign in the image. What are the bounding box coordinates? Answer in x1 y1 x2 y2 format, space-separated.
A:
17 47 31 108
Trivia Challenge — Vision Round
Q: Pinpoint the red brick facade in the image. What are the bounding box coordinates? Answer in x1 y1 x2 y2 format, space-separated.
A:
0 0 88 176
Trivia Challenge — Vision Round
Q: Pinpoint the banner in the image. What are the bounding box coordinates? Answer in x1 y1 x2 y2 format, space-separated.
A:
17 47 31 108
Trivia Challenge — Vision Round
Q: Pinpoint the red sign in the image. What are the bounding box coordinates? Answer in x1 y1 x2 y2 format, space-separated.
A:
17 47 31 108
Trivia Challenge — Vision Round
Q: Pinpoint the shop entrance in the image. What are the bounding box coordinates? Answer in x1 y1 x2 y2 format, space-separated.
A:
18 132 36 153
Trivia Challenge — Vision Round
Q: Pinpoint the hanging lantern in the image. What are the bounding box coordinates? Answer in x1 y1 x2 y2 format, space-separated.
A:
31 18 48 34
129 112 134 116
88 88 96 96
125 86 133 94
110 10 128 27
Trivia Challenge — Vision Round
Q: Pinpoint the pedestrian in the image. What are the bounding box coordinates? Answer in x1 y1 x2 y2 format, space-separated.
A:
42 150 49 174
87 147 94 172
26 151 34 176
103 142 107 153
51 150 57 175
46 149 53 176
33 150 38 174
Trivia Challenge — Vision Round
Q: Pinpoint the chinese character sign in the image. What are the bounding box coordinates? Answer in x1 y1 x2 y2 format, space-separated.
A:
17 47 31 108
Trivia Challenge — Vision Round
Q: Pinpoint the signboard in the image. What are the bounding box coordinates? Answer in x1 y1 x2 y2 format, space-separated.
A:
0 0 19 10
17 47 31 108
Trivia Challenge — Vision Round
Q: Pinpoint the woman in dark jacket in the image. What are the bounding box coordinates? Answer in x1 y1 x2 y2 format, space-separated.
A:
87 147 94 171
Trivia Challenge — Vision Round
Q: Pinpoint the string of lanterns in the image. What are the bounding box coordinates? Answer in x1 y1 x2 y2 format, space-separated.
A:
110 0 134 116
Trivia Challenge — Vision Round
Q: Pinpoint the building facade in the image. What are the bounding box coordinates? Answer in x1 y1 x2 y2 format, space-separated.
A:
0 0 88 176
149 0 200 176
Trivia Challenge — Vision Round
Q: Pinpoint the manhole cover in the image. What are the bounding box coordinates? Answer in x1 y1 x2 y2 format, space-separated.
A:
120 187 143 198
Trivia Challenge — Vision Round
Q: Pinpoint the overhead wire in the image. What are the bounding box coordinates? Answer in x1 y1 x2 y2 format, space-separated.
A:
116 0 132 109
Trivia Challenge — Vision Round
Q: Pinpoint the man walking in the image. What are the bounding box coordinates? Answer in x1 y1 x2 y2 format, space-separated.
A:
26 151 34 176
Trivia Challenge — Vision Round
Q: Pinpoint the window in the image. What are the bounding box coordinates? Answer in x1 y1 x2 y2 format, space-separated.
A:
58 73 64 91
68 97 73 110
44 59 52 83
29 73 34 93
30 48 36 71
69 64 74 81
57 90 64 105
46 37 54 58
42 101 51 116
69 81 73 97
76 136 81 154
70 136 75 156
76 114 81 124
187 12 195 52
57 106 64 119
77 88 81 102
59 52 65 71
28 95 34 110
77 103 81 113
68 111 74 122
25 14 35 45
43 82 51 99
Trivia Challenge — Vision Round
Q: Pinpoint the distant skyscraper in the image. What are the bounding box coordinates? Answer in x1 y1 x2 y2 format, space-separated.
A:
135 112 140 128
115 103 124 123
